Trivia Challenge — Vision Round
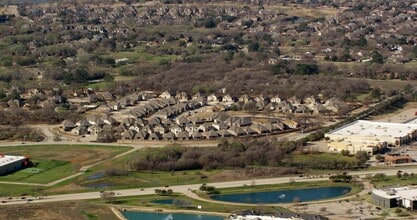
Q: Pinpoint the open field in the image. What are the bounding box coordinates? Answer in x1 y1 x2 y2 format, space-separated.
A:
366 78 417 92
0 144 132 195
369 173 417 189
91 193 289 214
367 101 417 122
293 153 357 164
0 144 131 166
0 201 118 220
0 159 72 184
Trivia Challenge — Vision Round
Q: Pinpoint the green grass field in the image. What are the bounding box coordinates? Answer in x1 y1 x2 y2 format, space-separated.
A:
0 144 131 187
109 45 178 64
370 174 417 188
0 144 131 166
293 153 357 164
91 193 289 214
0 159 73 184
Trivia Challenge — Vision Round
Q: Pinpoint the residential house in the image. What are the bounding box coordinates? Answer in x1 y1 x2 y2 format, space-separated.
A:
185 124 198 134
135 131 149 140
169 124 183 135
228 126 246 136
207 94 220 103
324 97 348 113
76 118 91 128
122 117 136 127
62 120 76 131
159 90 174 99
176 131 190 140
72 126 88 135
212 122 227 131
148 117 162 126
191 132 204 140
198 123 213 132
218 129 233 138
163 132 176 141
270 95 282 103
189 116 204 125
205 130 220 139
161 118 173 127
246 126 258 135
176 116 191 126
250 123 270 134
122 130 136 140
153 124 168 134
222 94 236 104
239 94 251 103
88 124 102 135
175 91 189 102
149 133 162 140
294 104 310 114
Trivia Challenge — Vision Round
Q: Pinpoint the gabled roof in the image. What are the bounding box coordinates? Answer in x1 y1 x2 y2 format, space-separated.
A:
149 132 162 140
218 129 233 137
205 130 219 138
122 130 136 139
135 130 149 139
62 120 76 128
122 117 136 126
191 132 204 139
148 117 162 126
163 131 176 140
176 130 190 139
228 126 246 136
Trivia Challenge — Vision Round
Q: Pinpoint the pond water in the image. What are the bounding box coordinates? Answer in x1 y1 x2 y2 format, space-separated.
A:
83 181 113 189
122 211 224 220
210 186 351 204
86 172 105 180
151 199 175 205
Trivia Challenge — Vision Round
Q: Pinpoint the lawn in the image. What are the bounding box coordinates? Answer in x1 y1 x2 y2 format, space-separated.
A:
370 173 417 188
0 144 131 186
0 183 47 197
0 159 73 184
108 45 178 64
76 169 224 190
91 193 289 214
0 144 132 166
293 153 358 164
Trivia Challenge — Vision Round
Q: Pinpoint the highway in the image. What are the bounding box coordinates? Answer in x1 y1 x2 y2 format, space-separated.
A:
2 166 417 206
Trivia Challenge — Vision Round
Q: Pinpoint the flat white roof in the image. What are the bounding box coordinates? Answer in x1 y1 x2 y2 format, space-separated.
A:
327 120 417 138
397 188 417 201
0 155 26 167
406 118 417 125
373 187 417 201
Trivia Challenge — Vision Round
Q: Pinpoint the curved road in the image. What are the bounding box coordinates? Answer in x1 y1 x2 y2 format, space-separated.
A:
2 166 417 206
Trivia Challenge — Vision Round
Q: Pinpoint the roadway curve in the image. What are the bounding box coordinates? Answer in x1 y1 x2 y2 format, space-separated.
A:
2 166 417 206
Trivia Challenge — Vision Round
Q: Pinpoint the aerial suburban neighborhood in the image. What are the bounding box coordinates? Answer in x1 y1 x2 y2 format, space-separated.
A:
2 0 417 219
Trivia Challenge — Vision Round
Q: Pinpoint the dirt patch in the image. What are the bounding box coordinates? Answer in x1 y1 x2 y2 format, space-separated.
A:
0 201 118 220
0 145 125 166
46 183 87 194
370 102 417 122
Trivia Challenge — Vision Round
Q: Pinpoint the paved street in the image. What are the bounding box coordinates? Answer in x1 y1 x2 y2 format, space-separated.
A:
2 166 417 206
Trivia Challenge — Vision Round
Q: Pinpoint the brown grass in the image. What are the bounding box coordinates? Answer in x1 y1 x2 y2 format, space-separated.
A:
1 145 130 166
0 201 118 220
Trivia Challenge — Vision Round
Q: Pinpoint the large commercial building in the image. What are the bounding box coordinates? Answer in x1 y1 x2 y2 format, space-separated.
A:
0 154 30 175
325 120 417 155
372 187 417 210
